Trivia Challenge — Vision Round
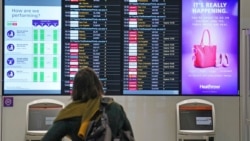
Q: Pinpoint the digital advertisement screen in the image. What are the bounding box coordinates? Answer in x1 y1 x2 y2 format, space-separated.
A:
181 0 239 95
3 0 239 96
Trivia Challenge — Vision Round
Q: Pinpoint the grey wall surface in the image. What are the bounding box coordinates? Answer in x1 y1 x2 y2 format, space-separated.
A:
241 0 250 28
1 96 240 141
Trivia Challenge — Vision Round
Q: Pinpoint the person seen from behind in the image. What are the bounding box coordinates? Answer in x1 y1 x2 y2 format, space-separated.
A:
41 66 134 141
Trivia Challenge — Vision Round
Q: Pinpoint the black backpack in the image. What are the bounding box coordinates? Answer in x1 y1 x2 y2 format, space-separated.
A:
84 97 134 141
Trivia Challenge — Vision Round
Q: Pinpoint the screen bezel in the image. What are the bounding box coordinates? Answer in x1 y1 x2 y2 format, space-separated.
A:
176 99 215 134
26 99 64 134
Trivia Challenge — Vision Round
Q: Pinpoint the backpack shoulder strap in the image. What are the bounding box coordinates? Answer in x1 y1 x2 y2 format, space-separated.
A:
85 97 113 141
101 97 114 107
100 97 114 111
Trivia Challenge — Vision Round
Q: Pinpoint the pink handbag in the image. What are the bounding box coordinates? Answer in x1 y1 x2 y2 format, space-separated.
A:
193 29 217 68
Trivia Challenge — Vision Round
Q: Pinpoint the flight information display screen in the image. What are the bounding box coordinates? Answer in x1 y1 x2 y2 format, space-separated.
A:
63 0 123 95
122 0 180 95
2 0 239 96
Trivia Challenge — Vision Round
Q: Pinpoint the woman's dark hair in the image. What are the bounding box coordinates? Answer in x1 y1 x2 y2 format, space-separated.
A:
71 67 104 102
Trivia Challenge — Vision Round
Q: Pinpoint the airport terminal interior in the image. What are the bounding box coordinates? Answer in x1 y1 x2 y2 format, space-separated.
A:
1 0 250 141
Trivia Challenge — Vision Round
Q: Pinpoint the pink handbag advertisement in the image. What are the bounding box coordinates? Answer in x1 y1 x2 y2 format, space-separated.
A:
181 0 239 95
193 29 217 68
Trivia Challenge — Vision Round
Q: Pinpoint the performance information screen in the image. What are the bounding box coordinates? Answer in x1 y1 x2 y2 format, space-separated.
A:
3 0 62 94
